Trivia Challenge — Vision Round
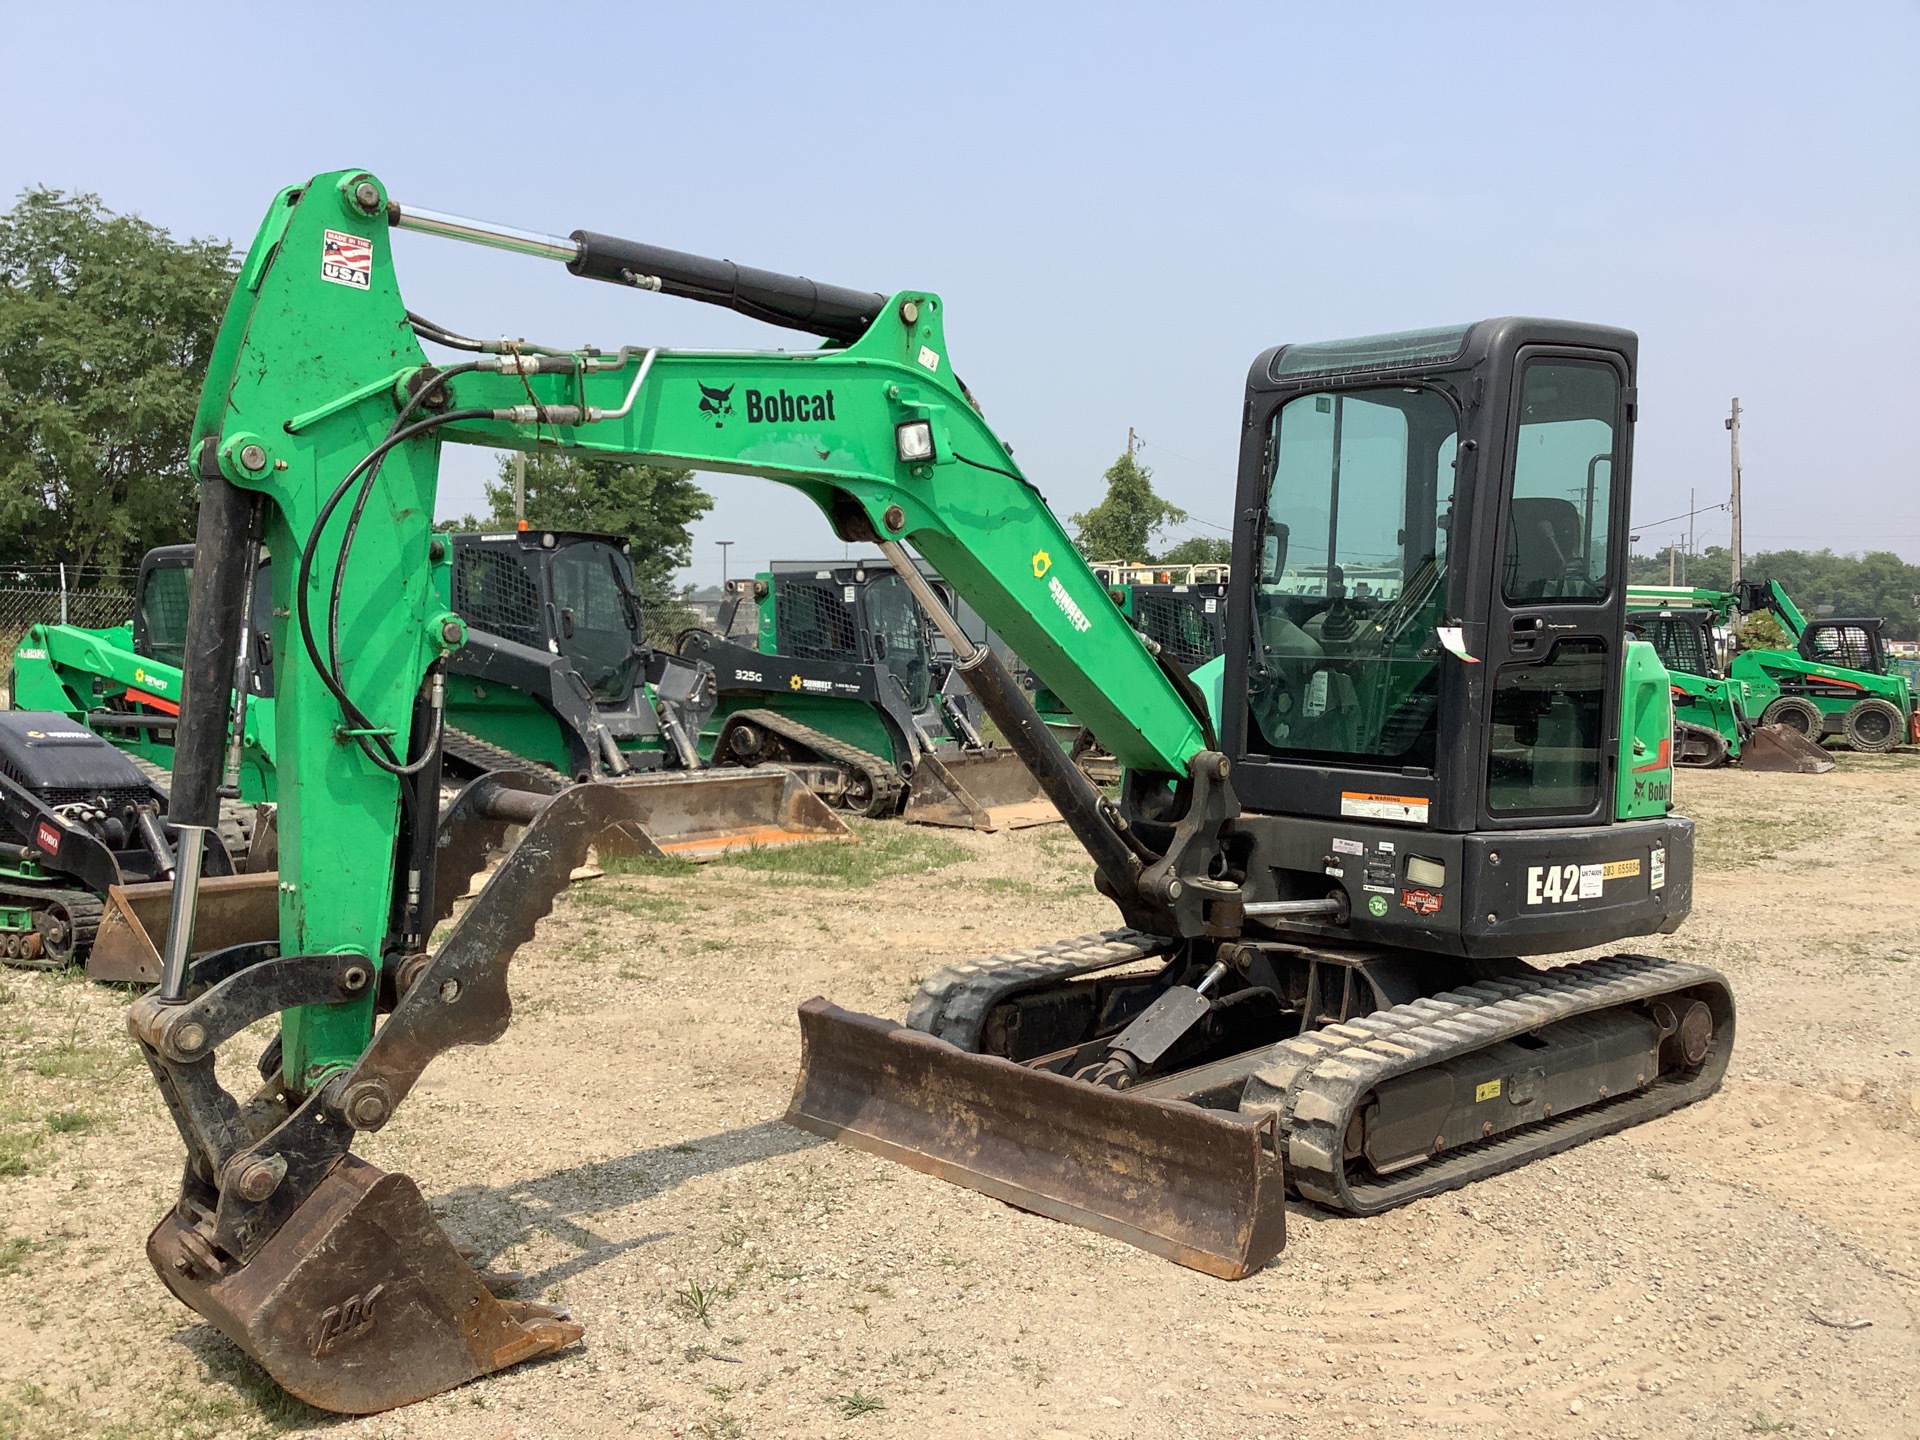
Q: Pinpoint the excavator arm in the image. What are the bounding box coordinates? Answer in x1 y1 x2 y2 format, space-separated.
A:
138 170 1237 1412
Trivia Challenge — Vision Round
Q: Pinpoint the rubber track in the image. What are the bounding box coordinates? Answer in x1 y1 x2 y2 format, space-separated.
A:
441 726 552 780
0 882 103 969
904 927 1174 1050
1671 720 1729 769
125 754 257 864
723 708 904 819
1240 952 1733 1214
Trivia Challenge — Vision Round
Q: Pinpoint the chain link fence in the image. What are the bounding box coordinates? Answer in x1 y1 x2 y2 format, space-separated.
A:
0 569 136 699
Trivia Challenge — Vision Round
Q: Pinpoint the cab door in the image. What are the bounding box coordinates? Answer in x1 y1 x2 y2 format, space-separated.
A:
1480 350 1635 826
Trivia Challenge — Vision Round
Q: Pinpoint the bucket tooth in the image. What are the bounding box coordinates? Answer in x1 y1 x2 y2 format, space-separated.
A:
784 998 1285 1280
88 872 282 984
902 751 1060 832
148 1156 581 1415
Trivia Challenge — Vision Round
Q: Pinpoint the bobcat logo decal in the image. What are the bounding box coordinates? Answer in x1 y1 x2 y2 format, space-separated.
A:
698 382 735 427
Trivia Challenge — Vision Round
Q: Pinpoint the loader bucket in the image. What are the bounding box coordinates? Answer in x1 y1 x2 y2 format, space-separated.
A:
88 872 282 983
1740 723 1836 774
596 765 852 860
902 750 1061 831
784 998 1286 1280
149 1154 581 1415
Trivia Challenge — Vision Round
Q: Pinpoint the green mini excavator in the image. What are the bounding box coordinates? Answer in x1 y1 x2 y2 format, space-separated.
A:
136 170 1730 1415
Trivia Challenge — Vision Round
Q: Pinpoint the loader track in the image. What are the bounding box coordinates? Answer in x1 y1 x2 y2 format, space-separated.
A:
717 709 904 818
0 882 103 969
903 937 1732 1218
1240 953 1733 1214
905 928 1175 1049
441 726 551 781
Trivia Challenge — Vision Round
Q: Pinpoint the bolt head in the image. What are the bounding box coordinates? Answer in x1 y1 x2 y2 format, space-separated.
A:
1165 879 1183 900
899 299 921 324
883 505 906 533
236 1161 280 1202
353 180 380 211
341 965 370 993
173 1021 207 1055
237 443 267 473
441 619 464 646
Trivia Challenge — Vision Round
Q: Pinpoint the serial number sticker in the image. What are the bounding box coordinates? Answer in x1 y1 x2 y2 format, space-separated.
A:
1340 792 1430 825
1602 859 1642 880
1579 863 1603 899
1475 1078 1503 1103
1331 838 1365 856
321 229 373 290
1650 847 1667 891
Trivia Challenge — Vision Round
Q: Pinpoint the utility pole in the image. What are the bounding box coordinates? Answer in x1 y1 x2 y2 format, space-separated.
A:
512 452 527 529
716 539 734 589
1726 398 1743 589
1127 426 1140 457
1685 487 1695 585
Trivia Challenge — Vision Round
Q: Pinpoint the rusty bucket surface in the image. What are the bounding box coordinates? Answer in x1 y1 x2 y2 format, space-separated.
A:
1740 724 1836 773
150 1155 580 1414
89 871 283 983
598 766 852 861
784 998 1285 1279
902 750 1061 831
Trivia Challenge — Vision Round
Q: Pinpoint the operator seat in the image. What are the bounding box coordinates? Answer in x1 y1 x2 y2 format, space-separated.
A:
1506 497 1585 600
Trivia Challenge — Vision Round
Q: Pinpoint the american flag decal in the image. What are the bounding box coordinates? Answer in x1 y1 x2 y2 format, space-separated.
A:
321 229 373 290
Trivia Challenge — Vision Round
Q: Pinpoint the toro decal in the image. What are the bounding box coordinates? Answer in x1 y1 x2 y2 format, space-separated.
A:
33 820 61 856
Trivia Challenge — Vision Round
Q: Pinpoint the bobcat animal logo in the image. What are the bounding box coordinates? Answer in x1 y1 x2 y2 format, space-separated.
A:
698 382 735 427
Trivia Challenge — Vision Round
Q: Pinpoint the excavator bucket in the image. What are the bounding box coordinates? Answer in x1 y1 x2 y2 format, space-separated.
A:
1740 724 1836 774
784 999 1286 1280
902 750 1061 831
149 1155 581 1414
89 872 282 983
596 765 853 860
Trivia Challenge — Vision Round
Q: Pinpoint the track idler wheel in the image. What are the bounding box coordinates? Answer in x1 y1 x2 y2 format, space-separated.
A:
148 1156 581 1414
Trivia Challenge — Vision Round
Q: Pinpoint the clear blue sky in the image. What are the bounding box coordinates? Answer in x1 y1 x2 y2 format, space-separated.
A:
7 3 1915 584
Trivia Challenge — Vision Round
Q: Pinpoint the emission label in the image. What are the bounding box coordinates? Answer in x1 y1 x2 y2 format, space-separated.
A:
1340 792 1430 825
321 230 373 289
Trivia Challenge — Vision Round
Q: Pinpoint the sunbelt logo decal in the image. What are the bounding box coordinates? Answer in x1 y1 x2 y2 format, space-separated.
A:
1048 576 1091 633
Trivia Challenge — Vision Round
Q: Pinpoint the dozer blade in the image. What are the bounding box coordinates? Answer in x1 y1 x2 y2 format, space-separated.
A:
88 872 282 983
1740 723 1836 773
902 750 1061 831
149 1155 581 1415
600 765 852 860
784 998 1285 1280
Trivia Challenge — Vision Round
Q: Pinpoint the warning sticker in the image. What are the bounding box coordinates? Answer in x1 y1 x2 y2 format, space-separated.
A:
1650 847 1666 891
322 229 373 290
1340 792 1430 825
1400 888 1442 916
917 345 941 372
1602 859 1642 881
1475 1078 1503 1103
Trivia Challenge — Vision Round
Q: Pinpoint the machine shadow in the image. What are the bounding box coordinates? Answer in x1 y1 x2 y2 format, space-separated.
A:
425 1117 827 1292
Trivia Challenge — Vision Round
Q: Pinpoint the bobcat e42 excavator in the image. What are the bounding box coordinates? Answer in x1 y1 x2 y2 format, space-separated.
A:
138 169 1731 1414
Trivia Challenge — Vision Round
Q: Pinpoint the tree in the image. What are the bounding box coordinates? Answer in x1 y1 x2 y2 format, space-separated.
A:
1627 545 1920 639
0 188 236 571
1069 449 1187 561
481 451 712 643
1157 535 1232 566
1734 610 1794 651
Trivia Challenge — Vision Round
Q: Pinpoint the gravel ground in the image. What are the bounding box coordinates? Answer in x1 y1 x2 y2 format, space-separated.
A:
0 757 1915 1440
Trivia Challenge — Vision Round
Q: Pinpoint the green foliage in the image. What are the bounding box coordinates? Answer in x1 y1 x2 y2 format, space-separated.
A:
0 188 236 568
483 450 713 644
1734 610 1793 651
1157 535 1232 565
1630 544 1920 637
1070 450 1187 561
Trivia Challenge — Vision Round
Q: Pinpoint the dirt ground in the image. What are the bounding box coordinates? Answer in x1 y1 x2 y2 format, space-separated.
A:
1 755 1917 1440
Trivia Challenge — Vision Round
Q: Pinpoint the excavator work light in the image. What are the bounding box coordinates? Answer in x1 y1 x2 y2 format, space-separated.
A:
896 420 934 463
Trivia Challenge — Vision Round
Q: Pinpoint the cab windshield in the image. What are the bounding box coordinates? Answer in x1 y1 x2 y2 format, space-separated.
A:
1249 384 1458 769
549 541 644 703
862 573 933 712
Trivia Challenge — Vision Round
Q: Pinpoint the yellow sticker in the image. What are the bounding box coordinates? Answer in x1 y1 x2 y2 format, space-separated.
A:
1031 549 1052 578
1602 859 1642 880
1475 1078 1502 1103
789 674 803 691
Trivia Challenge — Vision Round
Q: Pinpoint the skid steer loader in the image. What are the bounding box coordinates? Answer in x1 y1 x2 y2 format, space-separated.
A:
681 559 1057 829
135 171 1730 1415
1622 601 1833 773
